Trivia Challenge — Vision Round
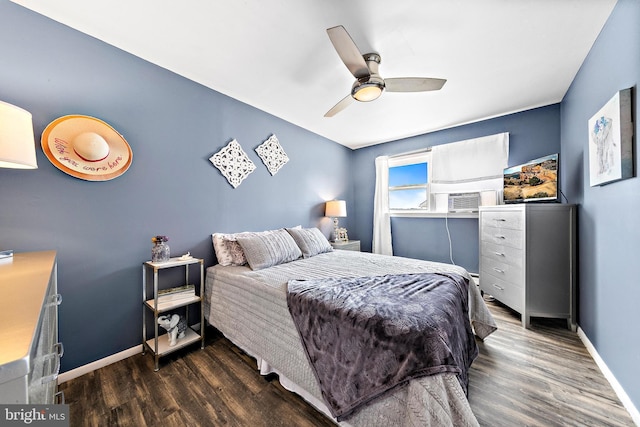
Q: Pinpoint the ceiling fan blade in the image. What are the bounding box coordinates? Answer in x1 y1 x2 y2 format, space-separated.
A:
384 77 446 92
324 95 354 118
327 26 370 80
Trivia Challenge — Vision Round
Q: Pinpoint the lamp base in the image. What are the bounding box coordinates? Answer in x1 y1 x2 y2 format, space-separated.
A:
331 218 349 242
332 217 342 242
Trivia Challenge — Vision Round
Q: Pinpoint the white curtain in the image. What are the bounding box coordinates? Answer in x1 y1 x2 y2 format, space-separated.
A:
431 132 509 194
372 156 393 255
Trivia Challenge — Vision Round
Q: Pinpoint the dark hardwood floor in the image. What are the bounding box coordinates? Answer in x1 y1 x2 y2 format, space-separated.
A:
59 299 635 426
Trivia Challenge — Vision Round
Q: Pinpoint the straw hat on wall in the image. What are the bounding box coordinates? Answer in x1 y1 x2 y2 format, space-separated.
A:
41 115 132 181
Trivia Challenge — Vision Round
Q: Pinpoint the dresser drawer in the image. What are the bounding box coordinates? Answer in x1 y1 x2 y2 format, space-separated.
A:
481 210 524 231
480 272 523 312
481 257 524 287
481 241 523 269
480 226 524 250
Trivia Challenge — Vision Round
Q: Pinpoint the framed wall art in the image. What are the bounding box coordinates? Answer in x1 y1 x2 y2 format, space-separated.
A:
209 139 256 188
588 88 634 186
255 134 289 176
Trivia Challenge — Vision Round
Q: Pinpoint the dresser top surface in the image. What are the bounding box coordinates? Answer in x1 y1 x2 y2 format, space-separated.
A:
0 251 57 373
480 203 576 211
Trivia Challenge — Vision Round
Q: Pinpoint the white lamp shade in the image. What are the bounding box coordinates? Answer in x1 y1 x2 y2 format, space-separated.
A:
325 199 347 217
0 100 37 169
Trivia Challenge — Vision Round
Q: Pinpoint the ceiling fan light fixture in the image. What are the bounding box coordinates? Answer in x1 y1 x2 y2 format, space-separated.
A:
325 26 445 117
352 81 384 102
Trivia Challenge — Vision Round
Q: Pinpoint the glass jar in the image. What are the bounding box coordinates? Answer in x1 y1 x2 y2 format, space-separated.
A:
151 241 170 263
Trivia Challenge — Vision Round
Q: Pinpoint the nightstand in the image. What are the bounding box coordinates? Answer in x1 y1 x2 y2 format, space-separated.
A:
142 257 205 371
330 240 360 251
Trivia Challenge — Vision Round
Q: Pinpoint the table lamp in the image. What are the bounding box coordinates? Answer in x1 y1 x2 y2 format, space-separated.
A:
325 200 347 242
0 100 38 258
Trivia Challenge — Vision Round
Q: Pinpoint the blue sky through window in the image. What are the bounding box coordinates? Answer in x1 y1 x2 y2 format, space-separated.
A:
389 163 427 186
389 163 428 209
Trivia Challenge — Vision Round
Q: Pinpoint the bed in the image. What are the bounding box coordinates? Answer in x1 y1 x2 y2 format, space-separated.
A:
204 227 496 426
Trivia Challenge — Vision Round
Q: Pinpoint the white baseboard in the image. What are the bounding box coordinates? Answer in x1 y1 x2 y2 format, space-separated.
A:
58 324 202 384
57 345 142 384
577 327 640 426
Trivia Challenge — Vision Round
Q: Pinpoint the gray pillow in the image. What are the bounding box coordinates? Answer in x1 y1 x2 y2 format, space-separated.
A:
287 227 333 258
236 229 302 270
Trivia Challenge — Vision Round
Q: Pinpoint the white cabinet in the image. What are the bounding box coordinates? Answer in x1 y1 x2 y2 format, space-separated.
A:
479 204 576 330
142 257 205 371
0 251 63 404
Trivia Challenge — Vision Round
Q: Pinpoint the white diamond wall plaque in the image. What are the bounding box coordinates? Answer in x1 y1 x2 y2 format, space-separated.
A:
209 139 256 188
255 134 289 176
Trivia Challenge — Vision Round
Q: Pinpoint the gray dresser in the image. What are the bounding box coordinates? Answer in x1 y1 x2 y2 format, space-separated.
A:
0 251 63 403
479 204 576 330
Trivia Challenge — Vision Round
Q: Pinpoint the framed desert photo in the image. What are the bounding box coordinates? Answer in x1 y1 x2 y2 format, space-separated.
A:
588 88 634 186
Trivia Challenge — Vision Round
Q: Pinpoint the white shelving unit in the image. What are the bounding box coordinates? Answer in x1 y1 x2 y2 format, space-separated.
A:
142 257 205 371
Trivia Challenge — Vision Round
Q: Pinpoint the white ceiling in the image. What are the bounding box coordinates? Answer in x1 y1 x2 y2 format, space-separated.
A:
10 0 617 149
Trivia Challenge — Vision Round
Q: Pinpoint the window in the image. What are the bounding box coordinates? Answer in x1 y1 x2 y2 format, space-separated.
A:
373 133 509 254
385 133 509 216
388 152 431 211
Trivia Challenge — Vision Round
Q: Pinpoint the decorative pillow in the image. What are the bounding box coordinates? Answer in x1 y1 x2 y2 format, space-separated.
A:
286 227 333 258
236 229 302 270
212 226 302 266
212 233 248 266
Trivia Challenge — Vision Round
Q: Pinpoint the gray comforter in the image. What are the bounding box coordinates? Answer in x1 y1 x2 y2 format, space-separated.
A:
287 272 478 421
204 250 496 426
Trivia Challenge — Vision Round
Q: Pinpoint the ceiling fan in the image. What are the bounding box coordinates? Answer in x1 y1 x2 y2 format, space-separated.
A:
324 25 447 117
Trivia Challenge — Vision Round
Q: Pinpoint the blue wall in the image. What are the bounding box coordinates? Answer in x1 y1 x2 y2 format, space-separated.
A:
0 1 353 372
561 0 640 411
351 105 562 273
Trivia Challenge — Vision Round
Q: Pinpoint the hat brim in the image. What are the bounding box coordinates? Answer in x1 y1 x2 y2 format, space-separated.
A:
41 115 133 181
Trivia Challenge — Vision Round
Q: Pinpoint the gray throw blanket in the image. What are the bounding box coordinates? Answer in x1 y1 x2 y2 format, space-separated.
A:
287 272 478 421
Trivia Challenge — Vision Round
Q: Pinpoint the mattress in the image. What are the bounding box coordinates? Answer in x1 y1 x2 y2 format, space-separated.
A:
204 250 495 426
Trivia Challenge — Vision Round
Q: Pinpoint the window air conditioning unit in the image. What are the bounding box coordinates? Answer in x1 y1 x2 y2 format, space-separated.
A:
448 192 480 212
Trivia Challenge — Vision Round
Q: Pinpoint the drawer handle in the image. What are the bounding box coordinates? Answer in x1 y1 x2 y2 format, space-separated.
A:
494 218 506 222
48 293 62 306
493 251 505 257
39 374 58 386
39 343 64 385
492 283 504 291
493 267 505 274
55 342 64 358
495 235 506 240
40 354 61 385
